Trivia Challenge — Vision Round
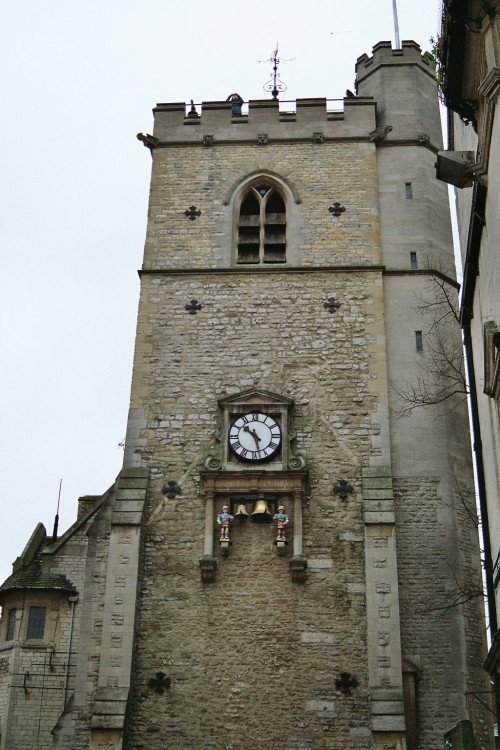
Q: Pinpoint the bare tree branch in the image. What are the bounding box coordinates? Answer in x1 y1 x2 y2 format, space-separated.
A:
392 274 468 418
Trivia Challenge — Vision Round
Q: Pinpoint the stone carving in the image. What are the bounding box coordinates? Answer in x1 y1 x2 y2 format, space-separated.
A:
148 671 171 694
312 131 324 143
185 299 202 314
328 202 346 217
202 134 215 147
184 205 201 220
288 427 307 469
257 133 270 145
199 554 217 582
161 480 182 499
335 672 358 695
204 455 222 471
136 132 160 151
333 479 352 500
369 124 393 142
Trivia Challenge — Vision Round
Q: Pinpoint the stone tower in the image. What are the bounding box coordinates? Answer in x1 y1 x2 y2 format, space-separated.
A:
0 41 492 750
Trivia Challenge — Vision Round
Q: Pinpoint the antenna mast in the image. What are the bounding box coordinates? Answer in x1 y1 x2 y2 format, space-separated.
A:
392 0 401 49
52 478 62 543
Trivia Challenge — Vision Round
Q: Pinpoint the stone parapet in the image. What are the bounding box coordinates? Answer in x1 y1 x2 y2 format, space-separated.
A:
356 40 434 82
151 97 377 143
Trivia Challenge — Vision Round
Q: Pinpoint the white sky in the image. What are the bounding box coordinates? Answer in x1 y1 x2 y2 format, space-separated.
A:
0 1 444 584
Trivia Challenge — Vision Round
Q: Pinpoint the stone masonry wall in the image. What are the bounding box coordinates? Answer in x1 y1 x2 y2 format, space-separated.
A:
1 593 74 750
395 476 493 749
143 141 380 271
61 504 113 749
125 268 385 749
0 504 113 750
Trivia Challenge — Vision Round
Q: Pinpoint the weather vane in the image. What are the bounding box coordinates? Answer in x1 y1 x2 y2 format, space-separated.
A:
259 44 294 100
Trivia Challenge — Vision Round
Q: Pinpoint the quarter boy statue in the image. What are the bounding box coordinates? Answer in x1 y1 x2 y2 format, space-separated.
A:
217 504 233 542
273 505 289 542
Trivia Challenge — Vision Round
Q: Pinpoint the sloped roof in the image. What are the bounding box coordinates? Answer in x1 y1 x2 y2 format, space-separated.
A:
0 566 77 598
0 522 77 600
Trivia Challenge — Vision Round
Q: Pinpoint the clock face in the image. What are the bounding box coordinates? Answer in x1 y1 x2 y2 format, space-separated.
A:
229 412 281 462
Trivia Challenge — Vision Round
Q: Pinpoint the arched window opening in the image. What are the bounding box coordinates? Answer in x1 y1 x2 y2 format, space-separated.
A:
237 183 286 264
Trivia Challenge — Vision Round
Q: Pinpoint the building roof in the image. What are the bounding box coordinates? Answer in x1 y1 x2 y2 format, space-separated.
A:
438 0 495 127
0 522 77 600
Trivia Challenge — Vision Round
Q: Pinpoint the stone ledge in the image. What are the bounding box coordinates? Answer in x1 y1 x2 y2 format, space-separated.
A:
110 512 143 525
117 477 148 489
94 687 129 701
90 715 125 730
363 500 394 512
362 477 393 489
92 700 127 716
371 714 406 732
370 687 404 701
371 699 405 715
340 532 364 542
363 489 394 500
120 467 150 478
364 511 395 524
113 500 145 512
116 489 147 501
362 466 392 478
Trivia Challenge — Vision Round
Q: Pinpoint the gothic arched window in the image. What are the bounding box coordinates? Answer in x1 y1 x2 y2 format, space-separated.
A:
237 184 286 264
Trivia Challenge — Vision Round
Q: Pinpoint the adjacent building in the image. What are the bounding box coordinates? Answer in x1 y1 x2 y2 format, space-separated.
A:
436 0 500 715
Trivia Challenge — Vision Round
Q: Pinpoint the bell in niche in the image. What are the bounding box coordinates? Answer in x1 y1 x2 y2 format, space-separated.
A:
250 497 273 523
234 503 250 520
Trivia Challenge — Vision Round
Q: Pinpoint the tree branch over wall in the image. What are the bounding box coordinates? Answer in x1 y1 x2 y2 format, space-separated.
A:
393 274 468 418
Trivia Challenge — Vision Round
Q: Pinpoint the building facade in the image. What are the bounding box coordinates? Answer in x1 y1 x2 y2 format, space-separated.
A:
0 41 493 749
436 0 500 719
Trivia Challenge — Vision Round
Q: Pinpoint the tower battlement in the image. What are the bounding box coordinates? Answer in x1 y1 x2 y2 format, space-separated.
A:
355 39 442 146
151 96 376 143
356 40 435 84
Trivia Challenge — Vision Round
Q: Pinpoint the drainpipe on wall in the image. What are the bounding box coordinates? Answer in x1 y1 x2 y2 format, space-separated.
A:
460 179 500 725
62 596 78 710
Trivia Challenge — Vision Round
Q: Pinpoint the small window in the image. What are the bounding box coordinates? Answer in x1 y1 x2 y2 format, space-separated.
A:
6 609 16 641
27 606 46 640
415 331 423 352
237 184 286 264
410 252 418 269
405 182 413 199
483 321 500 399
493 549 500 588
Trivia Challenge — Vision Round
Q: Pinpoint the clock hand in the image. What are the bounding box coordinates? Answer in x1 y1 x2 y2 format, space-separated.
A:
243 425 261 448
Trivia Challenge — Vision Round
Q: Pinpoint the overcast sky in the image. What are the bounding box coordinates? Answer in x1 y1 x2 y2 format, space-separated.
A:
0 1 444 585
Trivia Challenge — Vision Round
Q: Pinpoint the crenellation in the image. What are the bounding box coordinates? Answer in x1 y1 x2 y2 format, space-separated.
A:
151 96 377 143
356 40 431 78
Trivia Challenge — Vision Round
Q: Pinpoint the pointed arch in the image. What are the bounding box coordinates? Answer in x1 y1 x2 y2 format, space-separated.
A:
227 172 300 265
222 169 302 206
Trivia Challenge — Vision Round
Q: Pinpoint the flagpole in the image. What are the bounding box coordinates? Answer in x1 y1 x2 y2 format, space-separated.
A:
392 0 401 49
